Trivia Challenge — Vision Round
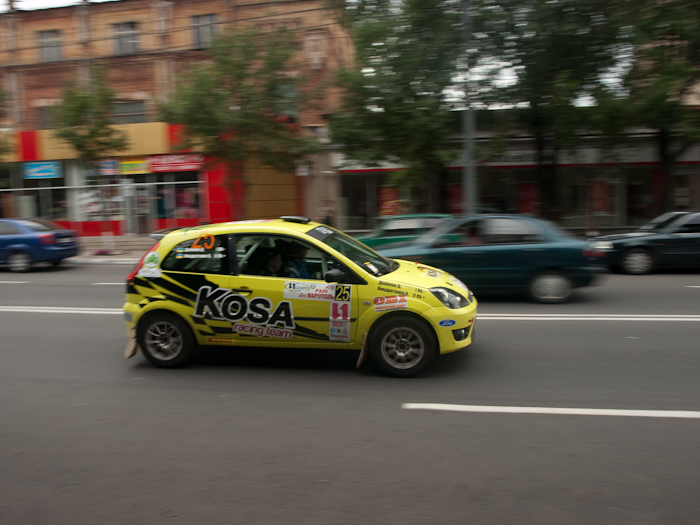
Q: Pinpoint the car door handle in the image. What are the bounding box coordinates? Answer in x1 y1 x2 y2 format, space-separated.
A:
231 287 253 295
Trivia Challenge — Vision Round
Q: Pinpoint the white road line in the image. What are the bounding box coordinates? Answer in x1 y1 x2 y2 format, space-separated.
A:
0 281 29 284
402 403 700 419
477 314 700 322
685 286 700 288
91 282 124 285
0 306 122 315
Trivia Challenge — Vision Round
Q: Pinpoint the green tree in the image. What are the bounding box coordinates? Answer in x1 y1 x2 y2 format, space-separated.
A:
330 0 463 213
620 0 700 213
160 28 318 219
473 0 636 220
52 68 129 169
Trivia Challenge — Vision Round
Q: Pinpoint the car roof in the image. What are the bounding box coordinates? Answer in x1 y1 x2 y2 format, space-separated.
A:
156 217 322 242
381 214 453 220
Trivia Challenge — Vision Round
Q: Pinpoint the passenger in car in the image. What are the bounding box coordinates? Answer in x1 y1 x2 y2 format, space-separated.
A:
260 250 284 277
285 243 310 279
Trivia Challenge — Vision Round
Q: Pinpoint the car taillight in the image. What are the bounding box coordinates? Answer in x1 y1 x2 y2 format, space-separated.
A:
39 234 56 245
583 240 613 258
126 243 160 283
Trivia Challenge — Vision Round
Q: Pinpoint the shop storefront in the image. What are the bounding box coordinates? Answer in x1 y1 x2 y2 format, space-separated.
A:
0 153 206 236
335 142 700 232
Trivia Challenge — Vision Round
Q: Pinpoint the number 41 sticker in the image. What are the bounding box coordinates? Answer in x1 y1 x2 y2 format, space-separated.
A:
330 285 352 341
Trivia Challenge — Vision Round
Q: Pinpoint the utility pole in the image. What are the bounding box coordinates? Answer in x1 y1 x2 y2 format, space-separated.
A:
461 0 477 215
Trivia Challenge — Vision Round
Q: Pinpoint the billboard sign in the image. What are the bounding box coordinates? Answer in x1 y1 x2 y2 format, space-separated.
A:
23 161 62 179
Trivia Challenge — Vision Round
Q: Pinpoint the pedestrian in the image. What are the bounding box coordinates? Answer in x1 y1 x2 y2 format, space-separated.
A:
316 198 334 227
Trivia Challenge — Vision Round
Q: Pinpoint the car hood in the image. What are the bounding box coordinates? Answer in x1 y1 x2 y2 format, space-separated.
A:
594 231 655 241
381 259 468 292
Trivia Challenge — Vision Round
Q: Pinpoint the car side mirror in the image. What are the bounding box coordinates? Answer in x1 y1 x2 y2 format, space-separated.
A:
325 268 345 283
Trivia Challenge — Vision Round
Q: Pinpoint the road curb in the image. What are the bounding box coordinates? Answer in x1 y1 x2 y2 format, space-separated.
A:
69 257 140 265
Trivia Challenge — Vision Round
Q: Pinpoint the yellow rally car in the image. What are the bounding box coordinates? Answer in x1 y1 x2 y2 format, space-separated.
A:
123 216 477 377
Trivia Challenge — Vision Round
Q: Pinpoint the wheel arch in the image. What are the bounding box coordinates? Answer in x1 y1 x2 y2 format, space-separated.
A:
365 310 439 350
135 305 197 340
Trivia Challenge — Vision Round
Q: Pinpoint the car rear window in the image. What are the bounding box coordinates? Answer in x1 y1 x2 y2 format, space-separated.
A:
161 234 228 274
16 219 63 232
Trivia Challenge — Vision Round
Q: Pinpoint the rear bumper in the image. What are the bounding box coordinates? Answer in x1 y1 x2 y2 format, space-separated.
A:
570 265 609 287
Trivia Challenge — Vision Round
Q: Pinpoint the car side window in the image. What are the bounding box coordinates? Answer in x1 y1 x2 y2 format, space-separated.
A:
676 216 700 234
161 234 228 274
0 222 20 235
434 222 483 247
482 218 543 244
382 218 421 237
235 235 331 280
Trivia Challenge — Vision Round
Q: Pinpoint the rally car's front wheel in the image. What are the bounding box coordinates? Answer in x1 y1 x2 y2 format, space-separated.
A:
137 311 196 368
370 315 436 377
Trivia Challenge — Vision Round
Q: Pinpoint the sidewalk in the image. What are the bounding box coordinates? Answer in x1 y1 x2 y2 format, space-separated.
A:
68 235 157 265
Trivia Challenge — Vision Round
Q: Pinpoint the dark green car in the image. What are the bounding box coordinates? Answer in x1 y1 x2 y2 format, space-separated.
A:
355 214 455 249
379 215 608 303
591 211 700 274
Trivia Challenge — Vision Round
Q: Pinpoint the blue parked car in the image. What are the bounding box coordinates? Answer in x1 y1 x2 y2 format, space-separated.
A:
0 219 79 272
379 215 608 303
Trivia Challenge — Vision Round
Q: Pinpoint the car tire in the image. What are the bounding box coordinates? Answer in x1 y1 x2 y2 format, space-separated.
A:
529 271 573 304
620 248 655 275
369 315 436 377
8 251 32 273
137 311 196 368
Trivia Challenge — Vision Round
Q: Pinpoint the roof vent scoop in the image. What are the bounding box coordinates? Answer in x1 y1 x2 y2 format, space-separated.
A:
280 216 311 224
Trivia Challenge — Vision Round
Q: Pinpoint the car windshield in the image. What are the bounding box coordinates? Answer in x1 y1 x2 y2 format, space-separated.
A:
414 219 463 245
308 226 398 276
16 219 63 232
638 213 684 232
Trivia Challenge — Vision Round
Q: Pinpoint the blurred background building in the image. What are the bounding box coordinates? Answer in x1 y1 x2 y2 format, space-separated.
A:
0 0 352 236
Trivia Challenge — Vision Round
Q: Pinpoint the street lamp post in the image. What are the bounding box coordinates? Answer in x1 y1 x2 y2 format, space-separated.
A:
461 0 477 215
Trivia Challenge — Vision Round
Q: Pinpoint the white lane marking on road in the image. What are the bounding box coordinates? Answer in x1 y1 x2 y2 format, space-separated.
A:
402 403 700 419
684 286 700 288
91 282 124 285
0 306 122 315
0 281 29 284
477 314 700 321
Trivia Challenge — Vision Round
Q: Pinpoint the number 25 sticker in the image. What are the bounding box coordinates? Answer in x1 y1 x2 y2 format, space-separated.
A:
334 284 351 302
192 234 215 250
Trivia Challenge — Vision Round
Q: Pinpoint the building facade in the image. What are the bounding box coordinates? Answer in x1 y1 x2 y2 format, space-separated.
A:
0 0 353 236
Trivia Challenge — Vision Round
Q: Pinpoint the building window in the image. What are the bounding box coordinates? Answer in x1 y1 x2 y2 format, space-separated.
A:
305 31 326 70
111 101 148 124
192 14 217 49
114 22 139 55
38 30 61 62
37 107 55 129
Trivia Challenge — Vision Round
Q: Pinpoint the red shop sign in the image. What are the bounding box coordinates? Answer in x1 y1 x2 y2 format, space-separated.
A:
149 154 204 172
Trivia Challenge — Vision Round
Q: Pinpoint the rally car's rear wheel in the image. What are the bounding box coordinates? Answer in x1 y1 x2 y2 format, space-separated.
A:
137 311 196 368
370 315 436 377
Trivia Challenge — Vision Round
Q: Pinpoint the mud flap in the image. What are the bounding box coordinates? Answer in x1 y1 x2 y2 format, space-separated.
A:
356 333 369 369
124 326 140 359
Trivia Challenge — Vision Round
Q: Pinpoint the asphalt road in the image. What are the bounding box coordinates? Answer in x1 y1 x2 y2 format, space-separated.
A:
1 264 699 524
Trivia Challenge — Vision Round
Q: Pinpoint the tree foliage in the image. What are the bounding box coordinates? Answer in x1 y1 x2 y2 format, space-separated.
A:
472 0 636 218
620 0 700 211
160 28 318 218
330 0 463 212
52 68 129 167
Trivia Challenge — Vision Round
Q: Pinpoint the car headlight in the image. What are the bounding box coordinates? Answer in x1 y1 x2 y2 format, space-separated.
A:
430 287 471 309
588 241 614 251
